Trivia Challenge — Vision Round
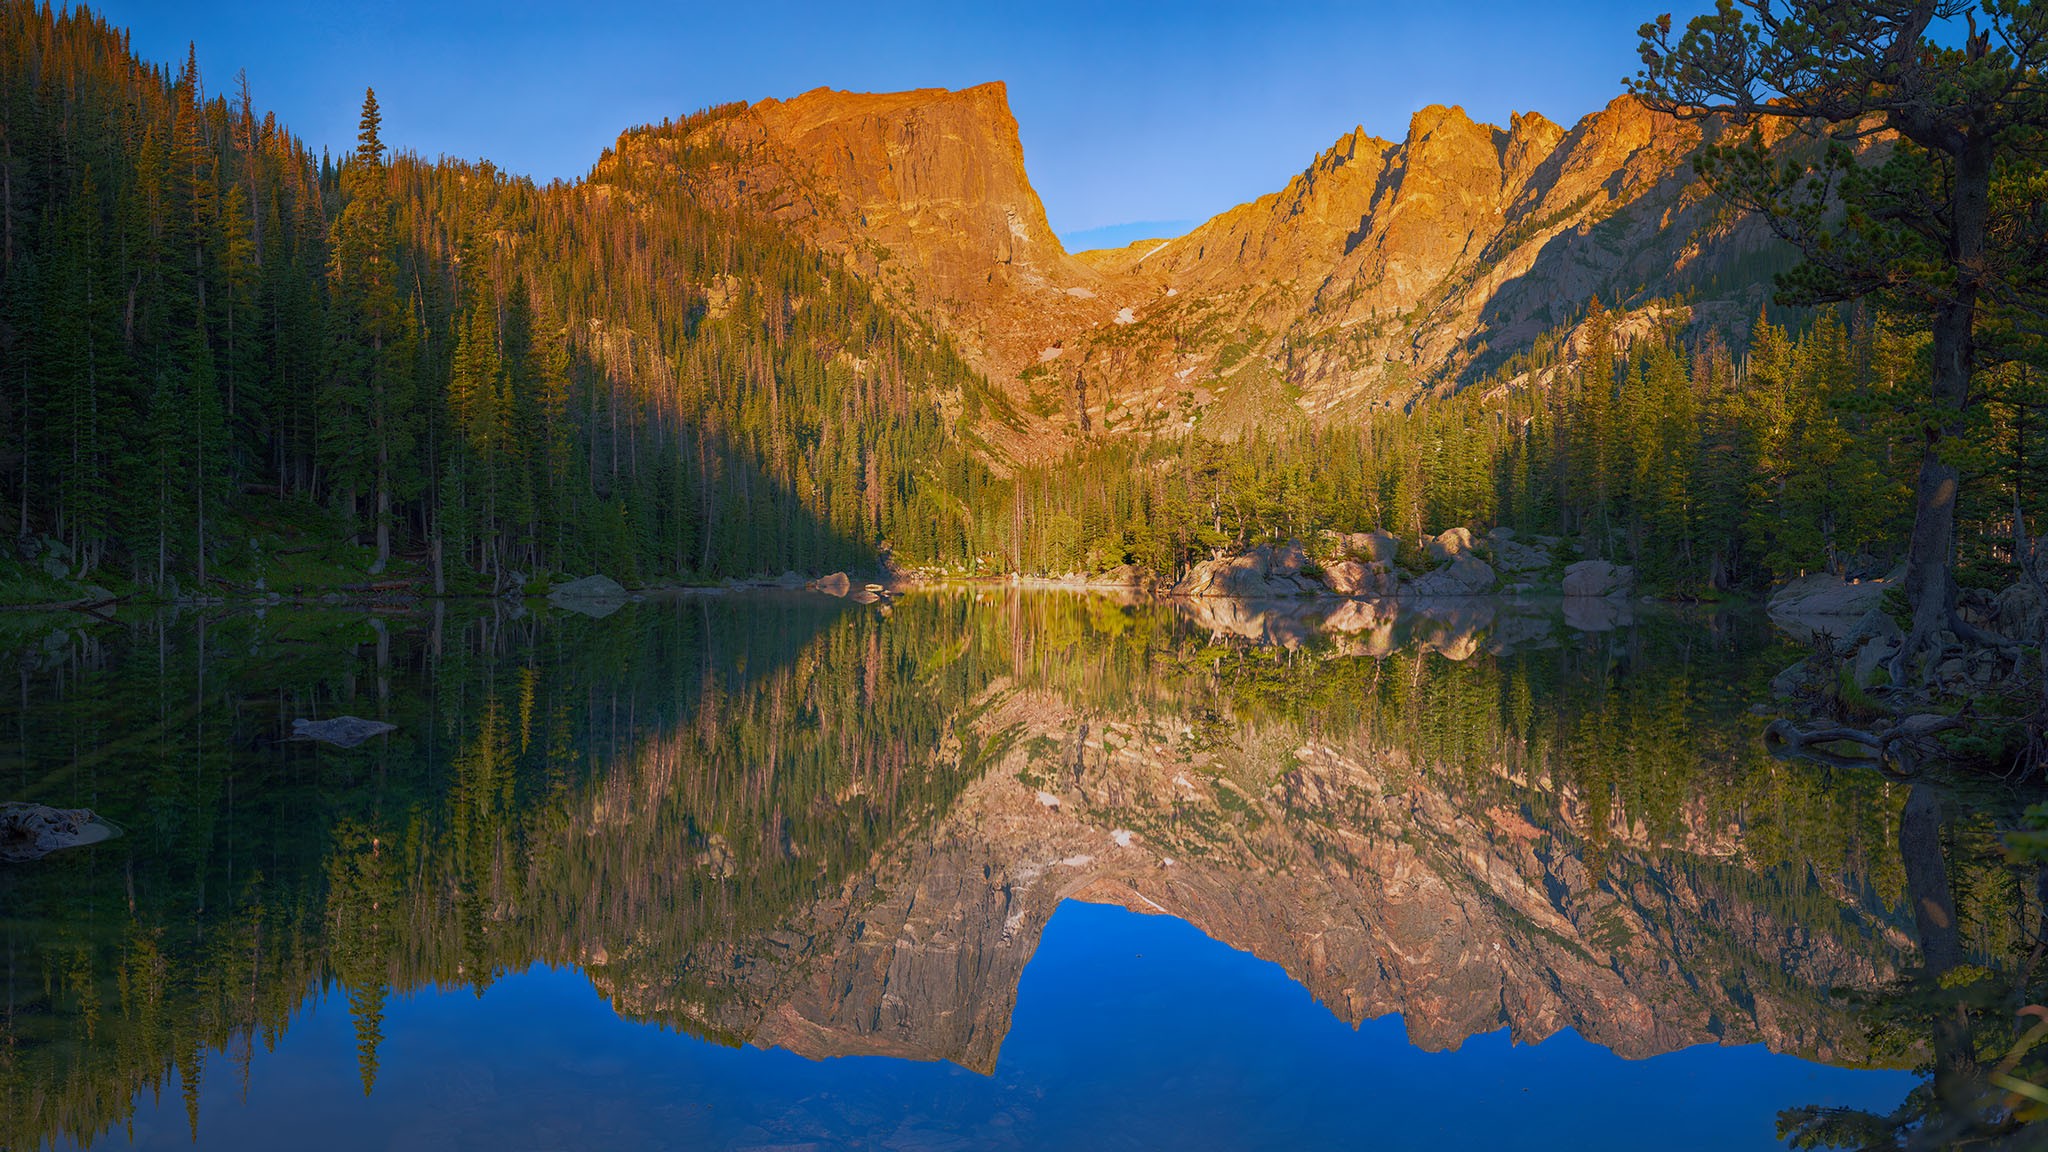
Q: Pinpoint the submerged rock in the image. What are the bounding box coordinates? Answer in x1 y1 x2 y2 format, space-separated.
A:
1 802 117 863
548 574 631 618
291 716 398 748
1564 595 1634 633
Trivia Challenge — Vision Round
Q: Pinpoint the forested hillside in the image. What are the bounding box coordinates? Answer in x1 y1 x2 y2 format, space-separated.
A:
979 304 1988 595
0 2 991 594
6 3 2039 600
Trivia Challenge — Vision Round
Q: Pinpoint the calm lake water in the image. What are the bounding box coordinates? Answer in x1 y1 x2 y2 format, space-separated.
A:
0 590 2023 1150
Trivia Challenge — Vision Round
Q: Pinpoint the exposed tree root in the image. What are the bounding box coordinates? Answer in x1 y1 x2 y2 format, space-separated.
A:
1766 713 1966 777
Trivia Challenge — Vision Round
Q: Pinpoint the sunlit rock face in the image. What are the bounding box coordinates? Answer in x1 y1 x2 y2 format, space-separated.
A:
612 84 1789 459
598 83 1117 462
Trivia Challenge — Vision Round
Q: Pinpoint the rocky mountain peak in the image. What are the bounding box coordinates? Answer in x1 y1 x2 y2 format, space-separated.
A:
704 81 1070 276
625 81 1782 462
1502 109 1565 188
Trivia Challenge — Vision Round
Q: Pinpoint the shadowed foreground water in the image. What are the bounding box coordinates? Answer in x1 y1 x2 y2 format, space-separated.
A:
0 591 2030 1150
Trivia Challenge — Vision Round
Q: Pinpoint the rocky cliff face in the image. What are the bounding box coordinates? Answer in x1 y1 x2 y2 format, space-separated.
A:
1107 97 1781 422
584 681 1907 1074
609 84 1791 461
599 84 1125 460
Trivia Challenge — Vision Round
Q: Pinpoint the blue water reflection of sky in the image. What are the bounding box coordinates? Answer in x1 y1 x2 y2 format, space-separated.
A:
82 901 1915 1151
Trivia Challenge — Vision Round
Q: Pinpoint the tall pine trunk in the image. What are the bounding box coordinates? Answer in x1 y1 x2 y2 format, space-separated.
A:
374 437 390 573
1893 144 1988 682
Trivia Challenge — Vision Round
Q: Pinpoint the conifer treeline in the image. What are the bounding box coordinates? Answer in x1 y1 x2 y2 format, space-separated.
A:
979 302 2044 595
0 3 990 590
9 4 2027 595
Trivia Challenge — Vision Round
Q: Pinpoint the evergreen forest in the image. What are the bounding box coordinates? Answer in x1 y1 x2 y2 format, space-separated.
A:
5 1 2046 605
1 3 993 596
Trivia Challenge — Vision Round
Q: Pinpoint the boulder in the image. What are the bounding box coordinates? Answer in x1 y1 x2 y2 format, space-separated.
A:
1854 635 1899 688
1 802 116 863
1771 661 1816 699
1562 560 1634 598
1403 553 1497 597
1337 531 1399 564
811 571 853 597
1270 539 1309 578
1994 582 2046 642
291 716 398 748
1095 564 1151 590
549 574 631 618
1843 606 1901 648
1424 527 1477 562
1173 545 1316 599
1768 570 1893 620
1321 559 1397 598
1490 535 1553 575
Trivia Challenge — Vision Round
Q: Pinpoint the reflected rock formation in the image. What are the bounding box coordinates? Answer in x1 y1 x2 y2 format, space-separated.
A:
0 592 1938 1150
559 595 1910 1073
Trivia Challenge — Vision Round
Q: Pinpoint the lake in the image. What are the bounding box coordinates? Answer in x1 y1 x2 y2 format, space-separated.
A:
0 590 2025 1150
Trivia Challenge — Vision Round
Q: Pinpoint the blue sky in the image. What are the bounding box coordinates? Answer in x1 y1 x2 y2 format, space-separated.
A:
99 0 1698 242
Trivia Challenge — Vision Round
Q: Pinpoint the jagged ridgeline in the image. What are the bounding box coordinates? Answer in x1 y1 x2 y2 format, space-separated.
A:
0 3 992 591
3 593 2024 1148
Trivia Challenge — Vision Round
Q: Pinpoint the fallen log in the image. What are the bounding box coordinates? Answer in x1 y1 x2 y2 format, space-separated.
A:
340 580 418 594
1765 719 1882 756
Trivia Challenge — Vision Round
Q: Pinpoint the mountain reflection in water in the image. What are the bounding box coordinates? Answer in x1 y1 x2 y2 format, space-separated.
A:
0 591 2031 1149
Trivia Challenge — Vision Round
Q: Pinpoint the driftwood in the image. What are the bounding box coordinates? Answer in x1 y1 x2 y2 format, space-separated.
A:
68 594 119 621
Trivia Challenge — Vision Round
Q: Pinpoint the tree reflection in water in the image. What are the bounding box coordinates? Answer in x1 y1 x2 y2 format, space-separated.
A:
0 591 2039 1149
